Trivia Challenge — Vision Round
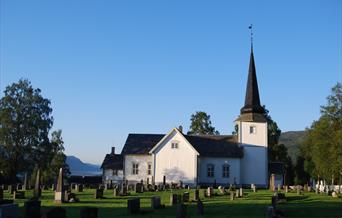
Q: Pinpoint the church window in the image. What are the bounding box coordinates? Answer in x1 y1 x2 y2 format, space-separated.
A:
147 163 152 175
132 163 139 175
171 142 179 149
207 164 215 177
222 164 230 178
249 126 256 134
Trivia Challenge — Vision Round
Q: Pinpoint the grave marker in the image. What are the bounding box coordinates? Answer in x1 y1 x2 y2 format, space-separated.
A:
151 196 162 209
127 198 140 214
182 192 190 202
194 189 199 201
170 194 178 205
197 199 204 216
55 168 65 203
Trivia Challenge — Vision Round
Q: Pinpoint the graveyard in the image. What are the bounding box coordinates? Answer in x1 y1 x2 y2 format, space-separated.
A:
1 185 341 218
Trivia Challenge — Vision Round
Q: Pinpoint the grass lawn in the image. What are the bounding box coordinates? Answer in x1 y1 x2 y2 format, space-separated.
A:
3 188 342 218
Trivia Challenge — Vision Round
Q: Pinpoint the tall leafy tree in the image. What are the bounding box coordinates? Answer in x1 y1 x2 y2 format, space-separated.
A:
187 111 220 135
0 79 53 182
301 83 342 184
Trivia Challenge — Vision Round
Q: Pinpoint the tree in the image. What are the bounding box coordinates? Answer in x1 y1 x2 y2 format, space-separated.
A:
187 111 220 135
0 79 53 182
301 83 342 184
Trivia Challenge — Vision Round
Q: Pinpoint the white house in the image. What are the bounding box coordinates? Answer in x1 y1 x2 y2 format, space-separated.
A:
101 46 270 187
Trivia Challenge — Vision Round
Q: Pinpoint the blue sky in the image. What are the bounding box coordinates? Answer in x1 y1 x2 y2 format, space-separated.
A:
1 0 341 164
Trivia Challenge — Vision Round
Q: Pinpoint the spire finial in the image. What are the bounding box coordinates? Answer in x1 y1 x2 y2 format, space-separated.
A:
249 24 253 51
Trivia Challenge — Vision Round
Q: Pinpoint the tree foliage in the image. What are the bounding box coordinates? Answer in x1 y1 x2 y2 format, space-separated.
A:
0 79 69 183
301 83 342 183
187 111 219 135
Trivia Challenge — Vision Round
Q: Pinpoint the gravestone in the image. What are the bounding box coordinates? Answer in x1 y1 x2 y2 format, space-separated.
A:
23 173 28 190
113 187 119 196
76 184 83 192
239 188 243 197
55 168 65 203
203 189 207 198
308 186 312 192
13 191 25 199
332 191 338 198
163 175 166 186
41 207 67 218
127 198 140 214
0 203 18 218
277 184 281 192
33 169 41 199
24 199 41 218
269 174 275 192
218 186 225 194
207 187 213 197
151 196 161 209
94 189 103 199
297 186 302 195
235 189 240 198
285 185 288 193
197 199 204 216
194 189 199 201
182 192 190 202
16 184 22 191
135 183 143 193
230 191 234 201
170 194 178 205
80 207 98 218
176 204 186 218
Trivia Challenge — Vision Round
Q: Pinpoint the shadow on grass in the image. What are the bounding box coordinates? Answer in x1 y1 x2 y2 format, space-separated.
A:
286 195 309 201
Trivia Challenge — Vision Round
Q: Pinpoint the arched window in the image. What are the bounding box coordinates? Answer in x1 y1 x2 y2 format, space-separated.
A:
207 164 215 177
222 164 230 178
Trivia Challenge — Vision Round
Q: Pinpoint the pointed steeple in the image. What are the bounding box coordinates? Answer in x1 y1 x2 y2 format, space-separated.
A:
240 47 264 115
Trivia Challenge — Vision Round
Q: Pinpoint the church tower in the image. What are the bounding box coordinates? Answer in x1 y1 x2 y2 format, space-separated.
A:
236 46 268 187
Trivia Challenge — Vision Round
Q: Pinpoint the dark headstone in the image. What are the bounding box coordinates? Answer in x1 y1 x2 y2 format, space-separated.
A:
177 194 182 204
94 189 103 199
80 207 98 218
163 175 166 186
135 183 143 193
24 199 41 218
127 198 140 214
197 199 204 216
77 184 83 192
151 196 161 209
13 191 25 199
170 193 177 205
182 192 190 202
0 203 18 218
176 204 186 218
203 189 207 198
16 183 22 191
194 189 199 201
41 207 67 218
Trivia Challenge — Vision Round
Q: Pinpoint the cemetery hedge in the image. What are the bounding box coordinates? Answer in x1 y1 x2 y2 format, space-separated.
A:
3 188 342 218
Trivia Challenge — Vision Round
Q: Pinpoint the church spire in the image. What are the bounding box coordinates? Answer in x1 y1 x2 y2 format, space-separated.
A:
240 41 264 115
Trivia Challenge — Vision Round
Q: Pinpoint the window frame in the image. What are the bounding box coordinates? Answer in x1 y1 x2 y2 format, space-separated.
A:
207 164 215 177
171 141 179 149
249 125 257 134
147 162 152 175
132 163 139 175
222 164 230 178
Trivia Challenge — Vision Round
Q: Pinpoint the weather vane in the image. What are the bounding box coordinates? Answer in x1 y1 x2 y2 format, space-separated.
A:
249 24 253 48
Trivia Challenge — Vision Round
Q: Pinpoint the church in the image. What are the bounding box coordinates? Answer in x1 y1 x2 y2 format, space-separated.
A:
101 46 269 188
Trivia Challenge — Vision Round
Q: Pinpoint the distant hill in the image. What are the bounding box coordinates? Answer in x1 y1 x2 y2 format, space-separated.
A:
66 155 102 176
279 131 307 163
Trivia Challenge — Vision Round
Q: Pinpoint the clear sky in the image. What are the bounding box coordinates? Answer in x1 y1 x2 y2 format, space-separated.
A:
1 0 341 164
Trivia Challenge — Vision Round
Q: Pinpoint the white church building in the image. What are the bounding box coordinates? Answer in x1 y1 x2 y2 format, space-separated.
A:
101 47 269 187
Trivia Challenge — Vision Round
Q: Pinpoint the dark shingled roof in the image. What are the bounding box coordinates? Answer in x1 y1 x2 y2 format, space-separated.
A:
121 133 243 158
240 47 265 115
121 134 165 155
185 135 243 158
101 154 123 170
